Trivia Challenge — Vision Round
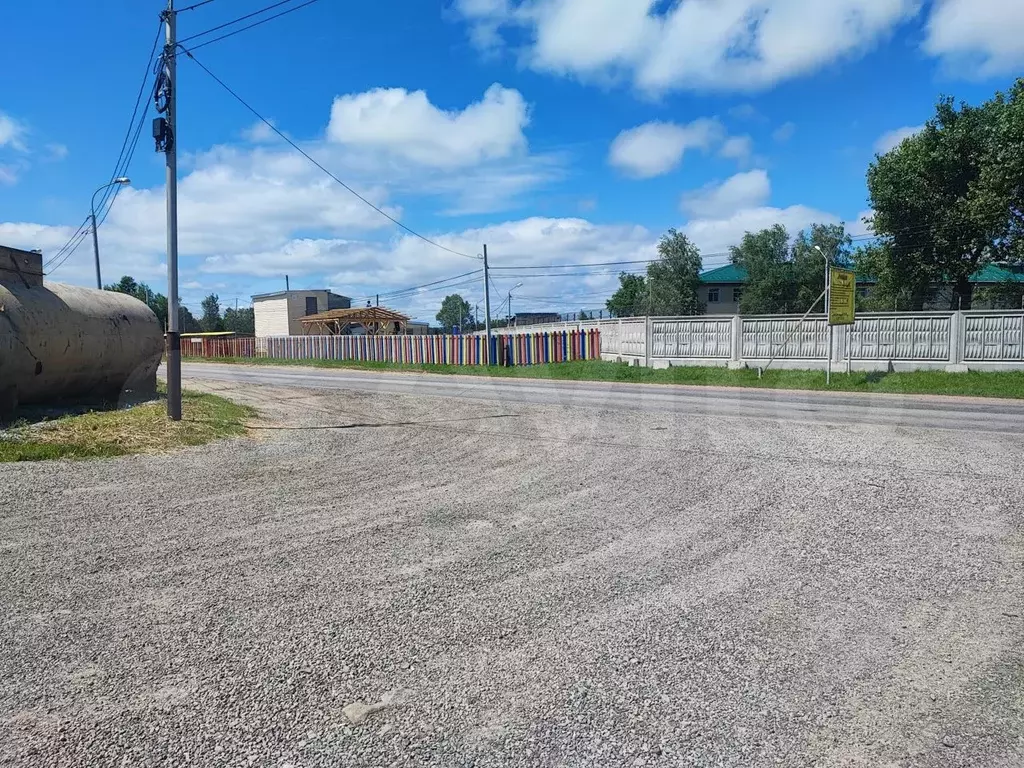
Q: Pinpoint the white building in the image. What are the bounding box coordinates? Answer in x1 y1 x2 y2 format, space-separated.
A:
252 290 351 337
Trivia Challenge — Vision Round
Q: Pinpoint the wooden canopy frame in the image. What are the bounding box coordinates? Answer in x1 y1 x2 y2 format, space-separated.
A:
300 306 410 336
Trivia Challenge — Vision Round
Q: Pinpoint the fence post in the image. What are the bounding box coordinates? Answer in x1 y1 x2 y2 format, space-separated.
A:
645 315 652 368
947 311 967 371
728 315 743 369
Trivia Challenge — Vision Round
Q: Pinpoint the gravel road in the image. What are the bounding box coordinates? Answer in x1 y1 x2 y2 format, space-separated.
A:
2 380 1022 767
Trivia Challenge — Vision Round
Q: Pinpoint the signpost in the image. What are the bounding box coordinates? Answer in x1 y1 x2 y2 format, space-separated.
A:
827 267 856 384
829 268 856 326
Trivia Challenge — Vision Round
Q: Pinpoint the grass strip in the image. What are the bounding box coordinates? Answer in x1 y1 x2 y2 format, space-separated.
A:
0 389 255 462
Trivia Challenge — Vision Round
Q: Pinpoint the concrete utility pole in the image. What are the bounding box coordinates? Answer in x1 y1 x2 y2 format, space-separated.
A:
157 0 181 420
483 244 492 363
90 178 130 289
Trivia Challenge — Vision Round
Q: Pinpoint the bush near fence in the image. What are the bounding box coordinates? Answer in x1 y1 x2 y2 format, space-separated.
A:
178 329 601 367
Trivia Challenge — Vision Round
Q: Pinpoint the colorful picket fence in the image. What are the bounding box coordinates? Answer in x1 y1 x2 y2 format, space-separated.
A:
179 330 601 367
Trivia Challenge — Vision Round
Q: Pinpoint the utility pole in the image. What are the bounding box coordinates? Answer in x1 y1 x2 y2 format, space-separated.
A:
376 294 379 307
156 0 181 421
483 244 492 364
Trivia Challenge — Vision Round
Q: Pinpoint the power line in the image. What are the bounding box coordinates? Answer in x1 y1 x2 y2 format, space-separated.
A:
180 46 480 261
180 0 219 10
181 0 321 52
46 21 164 274
358 269 483 303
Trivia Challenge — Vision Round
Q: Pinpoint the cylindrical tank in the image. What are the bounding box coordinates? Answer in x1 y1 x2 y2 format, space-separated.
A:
0 281 163 417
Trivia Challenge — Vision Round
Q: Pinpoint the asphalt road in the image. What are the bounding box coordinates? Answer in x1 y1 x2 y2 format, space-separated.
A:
178 361 1024 434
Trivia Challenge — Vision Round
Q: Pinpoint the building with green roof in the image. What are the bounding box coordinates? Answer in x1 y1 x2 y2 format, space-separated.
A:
698 262 1023 314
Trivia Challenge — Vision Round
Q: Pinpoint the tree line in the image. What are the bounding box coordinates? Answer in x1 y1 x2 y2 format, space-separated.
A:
607 78 1023 316
104 276 255 335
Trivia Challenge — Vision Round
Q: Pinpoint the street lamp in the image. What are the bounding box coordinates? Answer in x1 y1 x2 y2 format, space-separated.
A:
508 282 523 326
814 244 834 384
91 177 131 289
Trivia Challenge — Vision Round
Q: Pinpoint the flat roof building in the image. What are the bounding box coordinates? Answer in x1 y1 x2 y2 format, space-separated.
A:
252 290 350 337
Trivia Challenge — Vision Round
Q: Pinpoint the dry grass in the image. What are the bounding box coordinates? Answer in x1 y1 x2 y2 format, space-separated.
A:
0 390 255 462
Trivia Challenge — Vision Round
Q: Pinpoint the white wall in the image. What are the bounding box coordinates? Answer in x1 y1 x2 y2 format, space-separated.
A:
254 297 290 337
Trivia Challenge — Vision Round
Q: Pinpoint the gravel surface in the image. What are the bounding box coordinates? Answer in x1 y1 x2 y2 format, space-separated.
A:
1 379 1022 767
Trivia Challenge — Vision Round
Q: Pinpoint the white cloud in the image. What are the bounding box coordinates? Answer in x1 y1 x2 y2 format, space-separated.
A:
772 121 796 142
728 104 763 121
327 83 528 169
719 135 754 162
455 0 919 95
1 86 561 306
44 143 68 161
684 204 840 256
849 209 875 237
243 120 277 143
0 165 18 185
681 170 771 219
874 124 923 154
0 112 27 151
923 0 1024 77
608 119 724 178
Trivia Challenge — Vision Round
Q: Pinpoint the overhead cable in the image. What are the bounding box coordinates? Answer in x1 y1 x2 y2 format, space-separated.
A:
180 47 480 261
180 0 322 52
46 21 164 274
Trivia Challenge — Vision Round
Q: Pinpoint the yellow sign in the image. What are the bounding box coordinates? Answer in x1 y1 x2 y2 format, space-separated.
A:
829 267 856 326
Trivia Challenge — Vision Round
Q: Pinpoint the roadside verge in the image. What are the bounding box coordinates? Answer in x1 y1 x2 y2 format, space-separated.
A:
0 389 255 462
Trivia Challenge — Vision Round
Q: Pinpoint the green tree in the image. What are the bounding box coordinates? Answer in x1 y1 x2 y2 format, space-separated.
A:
178 306 201 333
731 223 853 314
436 293 472 332
867 79 1024 309
200 294 224 332
975 278 1024 310
606 272 647 317
730 224 793 314
222 307 255 335
104 275 169 329
647 229 703 315
578 309 591 321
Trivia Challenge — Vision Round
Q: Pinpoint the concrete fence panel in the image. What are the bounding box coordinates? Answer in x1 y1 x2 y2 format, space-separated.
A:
963 313 1024 362
846 314 952 361
741 317 829 360
651 317 732 359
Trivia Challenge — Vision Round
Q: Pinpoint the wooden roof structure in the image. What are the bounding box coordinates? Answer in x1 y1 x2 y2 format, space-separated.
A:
299 306 410 336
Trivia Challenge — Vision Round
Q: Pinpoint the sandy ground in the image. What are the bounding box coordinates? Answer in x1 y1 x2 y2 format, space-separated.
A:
1 379 1022 767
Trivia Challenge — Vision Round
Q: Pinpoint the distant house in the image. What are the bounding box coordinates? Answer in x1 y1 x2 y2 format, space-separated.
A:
252 290 351 337
699 264 747 315
406 321 432 336
512 312 562 326
697 262 1024 313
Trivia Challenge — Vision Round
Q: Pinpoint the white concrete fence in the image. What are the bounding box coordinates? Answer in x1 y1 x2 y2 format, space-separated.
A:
490 311 1024 372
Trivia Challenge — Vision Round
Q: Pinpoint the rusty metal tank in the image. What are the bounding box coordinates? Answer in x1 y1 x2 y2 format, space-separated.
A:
0 247 163 416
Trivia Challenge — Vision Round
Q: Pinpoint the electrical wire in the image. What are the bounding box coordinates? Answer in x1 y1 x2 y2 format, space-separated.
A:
179 0 302 42
180 46 480 261
352 269 483 304
180 0 219 10
181 0 322 52
45 21 164 274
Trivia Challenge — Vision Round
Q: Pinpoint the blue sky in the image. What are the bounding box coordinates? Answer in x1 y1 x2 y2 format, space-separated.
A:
0 0 1020 321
